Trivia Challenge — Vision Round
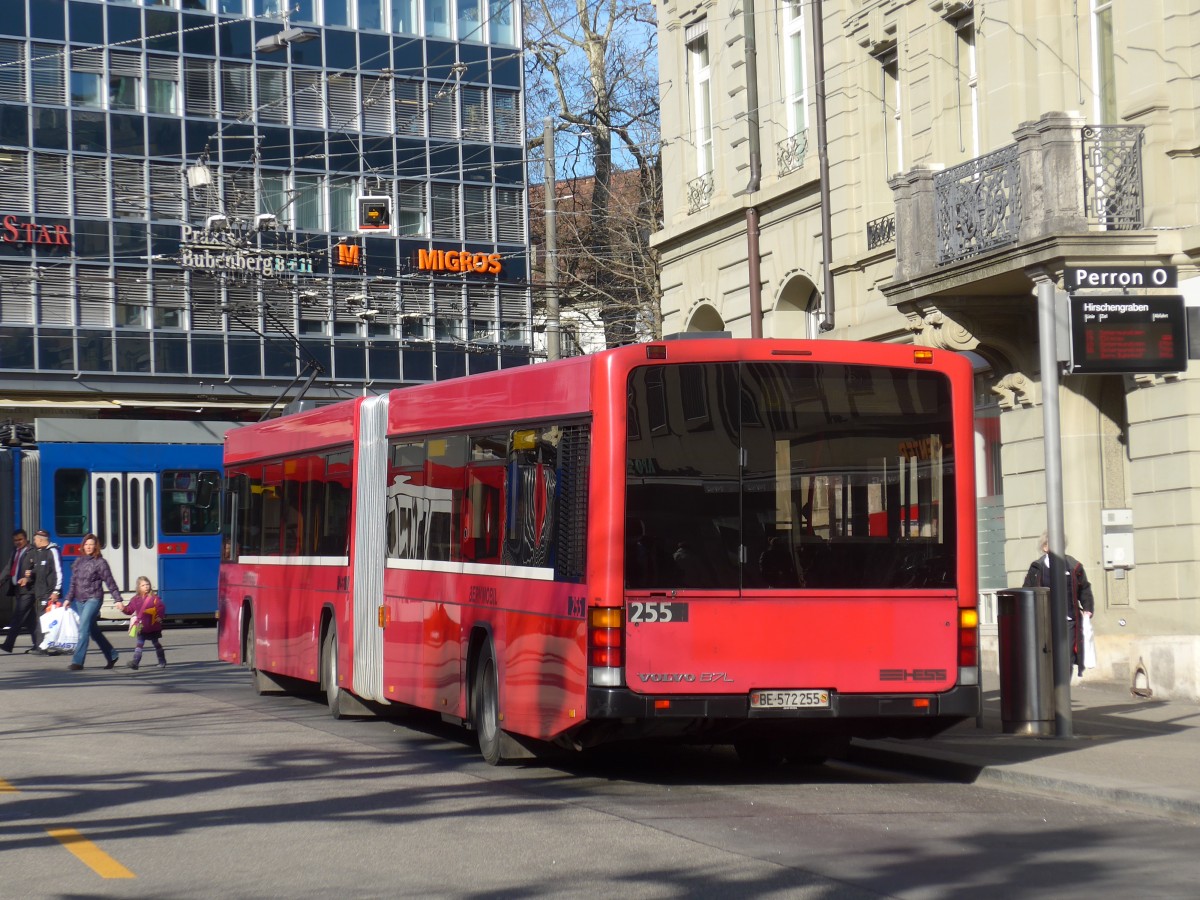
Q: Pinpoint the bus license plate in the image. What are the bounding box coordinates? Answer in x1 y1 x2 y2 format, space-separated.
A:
749 689 830 710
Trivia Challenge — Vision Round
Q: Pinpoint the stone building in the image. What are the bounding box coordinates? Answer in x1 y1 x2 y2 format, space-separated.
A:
651 0 1200 697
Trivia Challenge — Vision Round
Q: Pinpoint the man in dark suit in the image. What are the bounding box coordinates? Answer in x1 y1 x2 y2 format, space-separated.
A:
1 529 43 654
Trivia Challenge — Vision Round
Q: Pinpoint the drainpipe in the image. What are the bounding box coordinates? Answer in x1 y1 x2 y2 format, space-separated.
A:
743 0 764 338
813 0 836 331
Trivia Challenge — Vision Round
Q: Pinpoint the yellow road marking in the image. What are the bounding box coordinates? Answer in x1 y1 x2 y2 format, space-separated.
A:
46 828 136 879
0 779 17 792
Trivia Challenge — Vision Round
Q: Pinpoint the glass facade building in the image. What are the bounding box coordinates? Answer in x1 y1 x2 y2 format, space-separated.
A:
0 0 531 408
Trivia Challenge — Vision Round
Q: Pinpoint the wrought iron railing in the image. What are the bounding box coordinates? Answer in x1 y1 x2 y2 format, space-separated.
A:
687 171 714 215
866 213 895 250
1082 125 1144 230
777 130 809 176
934 143 1021 265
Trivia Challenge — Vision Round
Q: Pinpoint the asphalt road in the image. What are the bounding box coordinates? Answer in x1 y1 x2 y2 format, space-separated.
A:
3 626 1200 899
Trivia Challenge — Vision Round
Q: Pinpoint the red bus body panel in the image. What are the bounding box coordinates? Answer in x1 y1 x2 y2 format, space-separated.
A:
218 339 978 749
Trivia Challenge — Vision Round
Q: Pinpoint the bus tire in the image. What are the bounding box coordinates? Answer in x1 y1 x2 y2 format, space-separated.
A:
472 642 505 765
323 625 345 719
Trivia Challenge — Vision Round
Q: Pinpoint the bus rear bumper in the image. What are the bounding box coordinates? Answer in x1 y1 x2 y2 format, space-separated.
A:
586 684 981 727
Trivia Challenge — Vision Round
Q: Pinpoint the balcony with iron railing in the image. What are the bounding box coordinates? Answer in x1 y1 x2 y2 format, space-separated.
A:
777 130 809 176
887 112 1147 293
866 213 896 250
687 171 714 215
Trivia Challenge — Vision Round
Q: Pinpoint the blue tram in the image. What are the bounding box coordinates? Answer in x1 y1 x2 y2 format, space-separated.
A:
0 419 233 623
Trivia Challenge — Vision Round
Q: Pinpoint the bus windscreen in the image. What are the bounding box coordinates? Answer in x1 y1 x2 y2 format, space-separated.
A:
625 361 956 591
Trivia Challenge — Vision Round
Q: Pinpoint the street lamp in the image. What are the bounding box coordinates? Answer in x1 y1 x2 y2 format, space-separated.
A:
255 26 319 54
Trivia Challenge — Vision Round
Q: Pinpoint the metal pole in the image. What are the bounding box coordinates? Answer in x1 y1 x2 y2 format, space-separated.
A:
1036 274 1072 738
543 117 561 361
812 0 836 332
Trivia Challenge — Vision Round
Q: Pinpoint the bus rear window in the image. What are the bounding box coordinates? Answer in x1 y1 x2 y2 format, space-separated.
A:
161 470 221 535
625 362 956 591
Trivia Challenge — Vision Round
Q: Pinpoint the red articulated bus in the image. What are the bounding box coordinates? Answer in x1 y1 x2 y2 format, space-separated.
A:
217 338 980 764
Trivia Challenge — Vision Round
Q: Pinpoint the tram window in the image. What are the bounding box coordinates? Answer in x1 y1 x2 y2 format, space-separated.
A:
161 469 221 535
108 477 122 550
130 479 141 550
54 469 89 536
144 480 155 547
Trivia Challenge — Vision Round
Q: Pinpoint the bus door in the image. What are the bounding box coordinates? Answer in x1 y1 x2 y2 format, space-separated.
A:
92 471 158 594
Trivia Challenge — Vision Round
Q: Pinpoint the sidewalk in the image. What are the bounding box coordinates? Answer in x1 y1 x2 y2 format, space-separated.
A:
848 671 1200 822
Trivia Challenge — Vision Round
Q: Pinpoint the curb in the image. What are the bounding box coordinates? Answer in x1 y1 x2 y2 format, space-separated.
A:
846 740 1200 823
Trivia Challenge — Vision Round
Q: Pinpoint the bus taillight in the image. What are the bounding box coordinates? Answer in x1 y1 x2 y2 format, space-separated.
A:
958 607 980 684
589 607 624 686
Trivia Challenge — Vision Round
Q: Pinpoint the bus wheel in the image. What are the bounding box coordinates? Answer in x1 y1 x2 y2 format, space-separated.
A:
473 643 504 765
323 625 344 719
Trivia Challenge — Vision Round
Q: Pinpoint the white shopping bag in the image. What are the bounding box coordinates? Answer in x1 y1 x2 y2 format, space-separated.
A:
39 607 81 654
1082 614 1097 670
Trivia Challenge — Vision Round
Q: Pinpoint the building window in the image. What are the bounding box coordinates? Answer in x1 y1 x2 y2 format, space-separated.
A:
71 71 103 107
185 59 216 116
426 0 451 39
109 74 140 110
260 172 291 226
292 0 316 23
686 22 714 178
496 188 523 242
393 0 418 33
293 174 325 231
397 181 428 236
0 41 26 103
257 68 288 123
458 0 485 41
464 185 492 241
360 0 384 30
782 0 807 137
1093 0 1117 123
493 90 520 143
488 0 516 46
431 183 461 239
329 177 356 232
954 16 979 157
878 49 902 180
147 58 179 115
325 0 350 27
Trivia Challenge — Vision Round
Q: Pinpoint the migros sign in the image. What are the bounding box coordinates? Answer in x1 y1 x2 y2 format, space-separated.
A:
416 248 502 275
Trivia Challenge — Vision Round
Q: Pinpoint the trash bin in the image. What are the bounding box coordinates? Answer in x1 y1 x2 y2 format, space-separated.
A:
996 587 1054 735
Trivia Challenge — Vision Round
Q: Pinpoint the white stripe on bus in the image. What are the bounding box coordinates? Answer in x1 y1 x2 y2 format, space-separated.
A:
235 555 555 581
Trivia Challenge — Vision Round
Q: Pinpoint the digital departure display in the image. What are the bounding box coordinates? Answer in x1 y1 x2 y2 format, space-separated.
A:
1069 295 1188 374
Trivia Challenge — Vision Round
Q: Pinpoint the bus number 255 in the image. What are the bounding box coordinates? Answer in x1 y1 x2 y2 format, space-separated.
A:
629 601 688 624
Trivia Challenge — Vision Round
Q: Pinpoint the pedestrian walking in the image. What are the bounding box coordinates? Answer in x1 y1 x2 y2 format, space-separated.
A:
1 529 43 654
115 576 167 670
63 533 122 671
25 528 64 614
1023 532 1094 678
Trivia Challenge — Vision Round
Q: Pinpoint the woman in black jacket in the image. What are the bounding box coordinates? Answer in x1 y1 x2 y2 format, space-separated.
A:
64 533 122 671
